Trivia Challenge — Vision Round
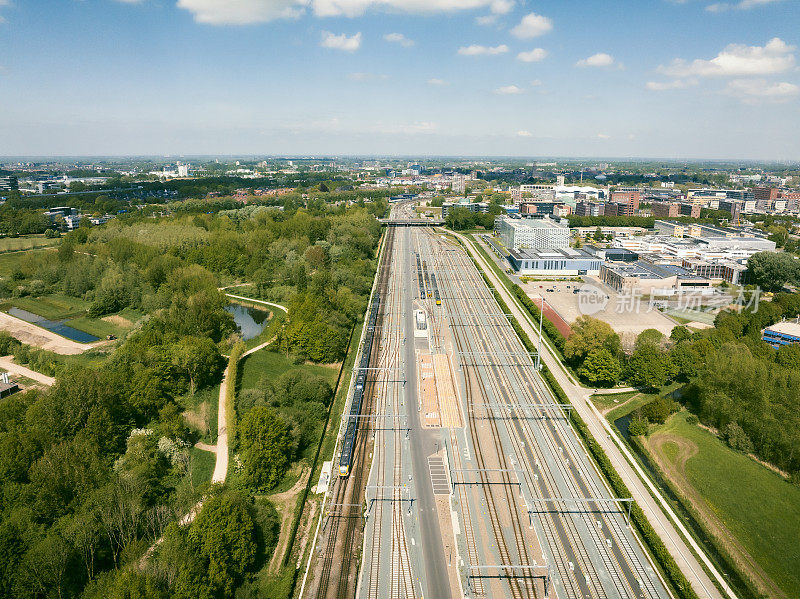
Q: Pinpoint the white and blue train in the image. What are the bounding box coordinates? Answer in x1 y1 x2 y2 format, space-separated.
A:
339 293 381 477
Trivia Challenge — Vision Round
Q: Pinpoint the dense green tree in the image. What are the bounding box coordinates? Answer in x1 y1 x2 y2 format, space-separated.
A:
170 336 223 395
746 251 800 292
564 316 620 365
578 348 622 387
239 407 294 491
625 344 674 390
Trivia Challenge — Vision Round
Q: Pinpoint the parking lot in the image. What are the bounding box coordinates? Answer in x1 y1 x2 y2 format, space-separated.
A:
519 277 678 348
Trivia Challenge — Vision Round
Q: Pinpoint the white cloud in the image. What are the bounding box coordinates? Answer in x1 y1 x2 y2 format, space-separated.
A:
489 0 514 14
320 31 362 51
706 0 780 9
458 44 509 56
427 78 449 85
646 79 698 90
178 0 520 24
384 32 414 47
517 130 533 137
658 38 795 78
313 0 516 18
176 0 307 24
510 12 553 39
475 14 497 25
494 84 523 95
517 48 548 63
739 0 782 7
724 78 799 103
597 133 610 139
576 53 615 68
530 79 542 86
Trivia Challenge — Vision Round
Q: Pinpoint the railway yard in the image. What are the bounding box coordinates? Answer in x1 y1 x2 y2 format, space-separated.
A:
304 202 672 599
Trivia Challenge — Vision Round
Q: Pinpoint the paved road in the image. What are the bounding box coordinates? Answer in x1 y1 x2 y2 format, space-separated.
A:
401 227 450 599
455 231 733 599
0 355 55 386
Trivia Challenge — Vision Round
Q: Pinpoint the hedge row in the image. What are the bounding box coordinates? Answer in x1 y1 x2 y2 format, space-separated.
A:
463 242 701 599
226 341 245 449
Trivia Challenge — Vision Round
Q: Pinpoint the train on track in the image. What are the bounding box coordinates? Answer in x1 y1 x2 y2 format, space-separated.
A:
339 293 381 477
430 272 441 305
415 253 425 299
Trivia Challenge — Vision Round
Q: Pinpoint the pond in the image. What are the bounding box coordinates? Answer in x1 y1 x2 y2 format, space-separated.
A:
7 306 99 343
226 303 271 341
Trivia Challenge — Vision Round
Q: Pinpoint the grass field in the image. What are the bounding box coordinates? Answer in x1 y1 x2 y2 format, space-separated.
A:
0 248 56 277
646 412 800 598
0 236 60 253
2 294 90 320
239 348 338 391
182 384 221 444
590 391 639 414
0 294 140 339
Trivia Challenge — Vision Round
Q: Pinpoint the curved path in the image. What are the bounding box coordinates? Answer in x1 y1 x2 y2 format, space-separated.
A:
0 355 55 386
453 230 734 599
224 293 288 314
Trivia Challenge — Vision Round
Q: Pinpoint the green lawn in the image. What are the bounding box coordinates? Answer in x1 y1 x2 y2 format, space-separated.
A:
0 236 60 253
2 294 90 320
0 248 56 276
0 294 140 339
590 391 639 413
238 348 338 392
650 413 800 597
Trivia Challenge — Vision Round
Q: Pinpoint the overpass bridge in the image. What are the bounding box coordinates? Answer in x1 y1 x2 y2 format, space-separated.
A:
377 218 445 227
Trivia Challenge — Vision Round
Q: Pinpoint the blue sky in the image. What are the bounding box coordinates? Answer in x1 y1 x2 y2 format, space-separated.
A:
1 0 799 159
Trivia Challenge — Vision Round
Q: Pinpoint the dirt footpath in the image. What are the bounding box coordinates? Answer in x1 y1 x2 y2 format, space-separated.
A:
0 311 99 355
0 355 55 386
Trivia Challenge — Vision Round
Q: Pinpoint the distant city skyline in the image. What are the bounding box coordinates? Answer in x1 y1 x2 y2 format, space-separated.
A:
1 0 799 159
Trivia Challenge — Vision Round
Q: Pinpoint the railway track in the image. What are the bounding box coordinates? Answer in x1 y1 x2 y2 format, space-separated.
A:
430 237 538 599
314 228 396 599
421 228 667 599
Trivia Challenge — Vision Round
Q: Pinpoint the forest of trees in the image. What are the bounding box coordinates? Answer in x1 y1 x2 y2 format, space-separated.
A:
0 197 386 598
554 294 800 480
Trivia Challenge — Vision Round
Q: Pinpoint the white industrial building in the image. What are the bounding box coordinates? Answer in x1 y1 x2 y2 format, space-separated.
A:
495 216 569 250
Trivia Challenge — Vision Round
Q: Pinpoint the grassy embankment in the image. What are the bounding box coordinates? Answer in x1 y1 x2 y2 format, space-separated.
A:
593 384 800 599
0 293 141 338
0 235 60 253
643 412 800 599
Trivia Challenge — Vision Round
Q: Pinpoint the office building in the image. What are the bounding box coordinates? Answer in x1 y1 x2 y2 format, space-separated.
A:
0 175 19 192
599 262 711 293
610 189 640 215
651 201 680 218
452 174 466 194
575 200 603 217
679 203 702 218
442 199 488 218
506 247 602 276
495 216 569 250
